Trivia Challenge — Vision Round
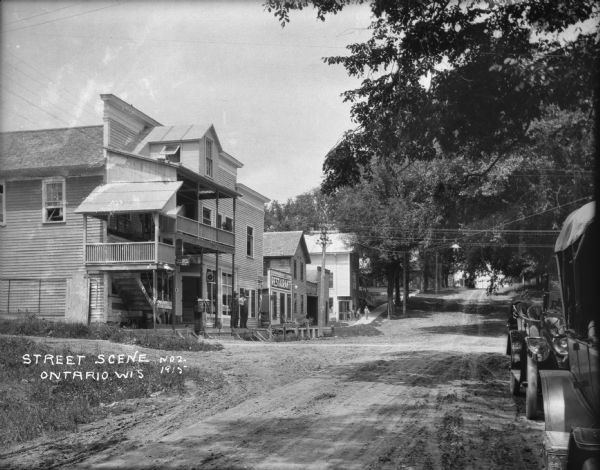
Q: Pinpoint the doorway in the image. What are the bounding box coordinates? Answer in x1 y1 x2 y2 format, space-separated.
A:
182 276 201 323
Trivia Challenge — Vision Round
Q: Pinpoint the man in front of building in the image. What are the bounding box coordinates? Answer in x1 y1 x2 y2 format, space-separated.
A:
239 293 248 329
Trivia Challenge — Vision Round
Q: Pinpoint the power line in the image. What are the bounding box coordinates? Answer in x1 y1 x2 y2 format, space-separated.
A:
4 2 122 33
4 4 81 26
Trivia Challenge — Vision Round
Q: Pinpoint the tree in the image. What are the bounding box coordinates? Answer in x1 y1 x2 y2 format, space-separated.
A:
266 0 597 287
264 187 336 232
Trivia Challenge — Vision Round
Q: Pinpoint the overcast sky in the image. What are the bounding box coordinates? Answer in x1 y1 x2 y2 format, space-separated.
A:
1 0 372 201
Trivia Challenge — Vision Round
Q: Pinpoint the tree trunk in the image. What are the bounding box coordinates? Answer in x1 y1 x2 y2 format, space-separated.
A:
403 251 409 315
394 264 401 306
422 251 429 292
387 268 394 319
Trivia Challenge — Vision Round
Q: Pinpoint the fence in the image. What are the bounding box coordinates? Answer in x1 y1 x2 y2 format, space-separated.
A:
0 278 66 318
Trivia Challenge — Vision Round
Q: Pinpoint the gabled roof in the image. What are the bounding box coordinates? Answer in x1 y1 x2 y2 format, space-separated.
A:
304 232 357 255
0 126 104 178
263 231 311 263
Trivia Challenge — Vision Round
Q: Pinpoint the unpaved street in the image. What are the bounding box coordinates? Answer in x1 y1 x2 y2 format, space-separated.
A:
2 288 544 469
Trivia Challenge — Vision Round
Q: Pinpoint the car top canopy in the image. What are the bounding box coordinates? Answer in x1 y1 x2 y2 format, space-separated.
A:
554 201 595 253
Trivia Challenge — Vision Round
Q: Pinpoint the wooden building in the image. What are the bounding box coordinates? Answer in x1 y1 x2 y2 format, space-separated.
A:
304 232 359 321
0 94 268 327
262 231 311 322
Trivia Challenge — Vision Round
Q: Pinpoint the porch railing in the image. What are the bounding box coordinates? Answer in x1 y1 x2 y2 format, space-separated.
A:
176 216 234 247
85 242 175 265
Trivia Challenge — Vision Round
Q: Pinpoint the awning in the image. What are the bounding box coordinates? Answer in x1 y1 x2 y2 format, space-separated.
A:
554 201 595 253
75 181 183 215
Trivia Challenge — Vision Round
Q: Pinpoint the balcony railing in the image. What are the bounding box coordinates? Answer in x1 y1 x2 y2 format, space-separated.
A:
85 242 175 265
176 216 234 247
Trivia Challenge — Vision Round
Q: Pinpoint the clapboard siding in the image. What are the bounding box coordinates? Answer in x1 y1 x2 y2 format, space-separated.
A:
0 175 103 279
218 166 236 190
108 119 140 150
89 274 105 322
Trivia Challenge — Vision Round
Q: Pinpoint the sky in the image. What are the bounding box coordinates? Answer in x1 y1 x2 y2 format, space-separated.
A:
1 0 372 202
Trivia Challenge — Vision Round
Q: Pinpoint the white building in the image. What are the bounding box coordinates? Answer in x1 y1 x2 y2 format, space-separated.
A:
304 232 359 321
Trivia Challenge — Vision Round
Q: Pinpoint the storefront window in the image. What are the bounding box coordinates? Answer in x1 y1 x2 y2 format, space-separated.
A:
207 269 217 316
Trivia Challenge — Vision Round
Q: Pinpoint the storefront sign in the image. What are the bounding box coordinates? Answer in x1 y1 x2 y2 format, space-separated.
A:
156 300 172 310
176 256 191 266
271 274 291 290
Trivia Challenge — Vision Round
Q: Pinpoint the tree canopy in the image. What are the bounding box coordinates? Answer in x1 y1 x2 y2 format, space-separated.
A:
265 0 598 289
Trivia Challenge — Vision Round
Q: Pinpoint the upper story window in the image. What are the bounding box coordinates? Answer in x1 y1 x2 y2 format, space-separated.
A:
300 262 304 281
0 181 5 225
329 272 334 288
42 178 66 223
293 259 297 280
221 215 233 232
160 144 180 163
205 138 213 178
202 207 212 226
246 226 254 257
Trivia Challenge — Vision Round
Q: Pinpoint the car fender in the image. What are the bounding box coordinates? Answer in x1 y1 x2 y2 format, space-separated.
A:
539 370 597 433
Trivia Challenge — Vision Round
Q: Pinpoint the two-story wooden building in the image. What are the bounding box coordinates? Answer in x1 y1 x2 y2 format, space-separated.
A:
0 94 268 328
262 231 311 323
305 232 359 321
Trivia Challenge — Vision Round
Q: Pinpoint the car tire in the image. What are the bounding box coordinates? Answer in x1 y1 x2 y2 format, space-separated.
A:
526 355 538 419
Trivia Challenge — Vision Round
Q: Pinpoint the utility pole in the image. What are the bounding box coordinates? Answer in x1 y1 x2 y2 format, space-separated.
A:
318 226 330 337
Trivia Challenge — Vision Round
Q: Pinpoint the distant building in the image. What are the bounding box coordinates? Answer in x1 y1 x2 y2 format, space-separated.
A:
0 94 268 328
262 231 311 322
304 232 359 321
306 264 331 324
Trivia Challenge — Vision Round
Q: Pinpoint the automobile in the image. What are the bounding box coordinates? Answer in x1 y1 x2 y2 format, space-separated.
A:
532 201 598 469
506 294 569 419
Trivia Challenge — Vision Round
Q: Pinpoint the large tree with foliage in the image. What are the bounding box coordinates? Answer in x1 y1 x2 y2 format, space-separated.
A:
266 0 598 288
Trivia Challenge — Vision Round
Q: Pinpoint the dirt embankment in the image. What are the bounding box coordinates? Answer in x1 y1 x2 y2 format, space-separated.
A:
1 288 544 469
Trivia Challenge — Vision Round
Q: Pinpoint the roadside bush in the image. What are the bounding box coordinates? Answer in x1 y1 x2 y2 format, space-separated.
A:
330 324 383 337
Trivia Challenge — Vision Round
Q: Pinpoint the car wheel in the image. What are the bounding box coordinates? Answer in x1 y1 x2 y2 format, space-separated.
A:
526 355 538 419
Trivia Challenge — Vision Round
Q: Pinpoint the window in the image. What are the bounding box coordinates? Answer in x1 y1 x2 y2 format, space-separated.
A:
286 294 291 320
218 214 233 231
0 181 5 225
293 293 297 314
300 262 304 281
329 272 334 288
222 272 232 316
293 259 297 279
205 138 213 177
159 144 180 163
202 207 212 225
250 289 257 318
42 178 66 223
301 295 304 315
246 226 254 257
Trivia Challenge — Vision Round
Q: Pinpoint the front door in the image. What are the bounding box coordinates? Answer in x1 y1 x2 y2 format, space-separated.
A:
182 276 201 324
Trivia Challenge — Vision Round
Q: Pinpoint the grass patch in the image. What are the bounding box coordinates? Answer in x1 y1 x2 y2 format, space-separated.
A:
0 336 224 445
0 315 223 351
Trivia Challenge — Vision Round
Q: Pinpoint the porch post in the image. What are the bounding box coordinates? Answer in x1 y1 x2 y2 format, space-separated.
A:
216 250 220 328
154 212 160 263
82 214 87 264
152 268 157 329
232 197 236 294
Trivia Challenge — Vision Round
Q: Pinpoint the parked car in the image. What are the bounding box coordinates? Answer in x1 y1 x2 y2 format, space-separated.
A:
506 296 569 419
533 201 598 469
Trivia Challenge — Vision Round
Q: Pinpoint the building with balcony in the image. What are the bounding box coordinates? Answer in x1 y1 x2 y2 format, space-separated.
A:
0 94 268 328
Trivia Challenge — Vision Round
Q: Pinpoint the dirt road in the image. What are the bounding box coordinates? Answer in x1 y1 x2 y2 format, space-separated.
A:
2 288 544 469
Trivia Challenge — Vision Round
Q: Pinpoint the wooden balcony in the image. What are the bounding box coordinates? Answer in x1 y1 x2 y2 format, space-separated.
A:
85 242 175 265
175 216 235 247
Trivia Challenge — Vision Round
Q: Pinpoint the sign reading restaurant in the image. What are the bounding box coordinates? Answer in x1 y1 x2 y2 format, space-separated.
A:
270 272 291 290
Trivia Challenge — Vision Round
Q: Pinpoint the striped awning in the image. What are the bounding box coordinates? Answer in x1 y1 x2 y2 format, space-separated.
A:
75 181 183 215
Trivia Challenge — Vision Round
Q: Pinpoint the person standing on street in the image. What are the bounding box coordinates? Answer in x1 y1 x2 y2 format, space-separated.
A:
239 293 248 329
364 305 370 320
